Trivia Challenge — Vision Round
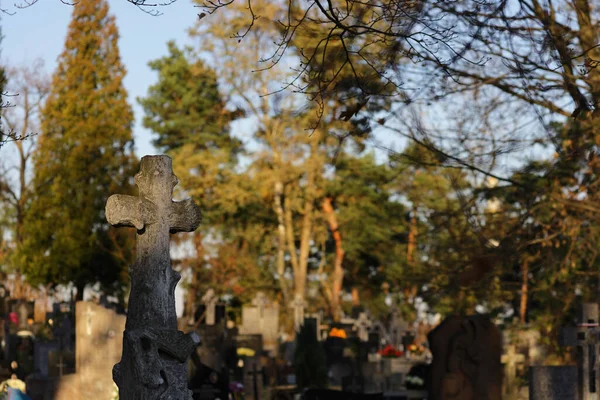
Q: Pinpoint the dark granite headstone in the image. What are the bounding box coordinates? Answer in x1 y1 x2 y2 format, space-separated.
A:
304 317 318 340
427 315 502 400
367 332 379 353
529 366 577 400
33 340 60 377
189 350 229 400
195 323 225 370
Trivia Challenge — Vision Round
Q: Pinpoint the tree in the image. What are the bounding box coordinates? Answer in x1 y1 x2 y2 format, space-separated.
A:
138 40 244 318
320 153 407 318
0 61 50 297
17 0 136 299
190 0 325 311
0 61 50 246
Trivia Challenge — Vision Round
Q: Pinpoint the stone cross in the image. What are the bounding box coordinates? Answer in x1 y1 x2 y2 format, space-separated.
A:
354 312 372 342
501 344 525 395
201 289 217 326
289 294 306 332
106 155 202 400
252 292 269 318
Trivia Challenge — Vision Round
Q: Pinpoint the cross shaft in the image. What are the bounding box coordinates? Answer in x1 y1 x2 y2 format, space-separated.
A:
106 155 201 400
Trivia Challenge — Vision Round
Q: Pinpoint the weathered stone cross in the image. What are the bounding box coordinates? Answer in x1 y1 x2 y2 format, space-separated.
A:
354 312 372 342
106 155 202 400
289 294 306 332
500 344 525 395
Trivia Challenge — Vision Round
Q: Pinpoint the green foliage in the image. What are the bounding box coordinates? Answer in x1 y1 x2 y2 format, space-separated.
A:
17 0 135 293
327 153 407 291
293 322 328 390
139 41 240 154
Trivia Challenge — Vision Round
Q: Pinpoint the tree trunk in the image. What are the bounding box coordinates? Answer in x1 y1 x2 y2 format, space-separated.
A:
322 197 344 320
407 207 417 264
406 208 418 304
274 181 288 303
351 287 360 307
294 130 320 299
520 259 529 324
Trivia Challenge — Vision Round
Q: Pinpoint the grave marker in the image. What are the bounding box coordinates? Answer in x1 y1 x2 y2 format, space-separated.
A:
106 155 201 399
501 344 525 396
201 289 218 326
529 366 577 400
562 302 600 400
354 312 372 342
240 294 279 354
289 294 306 332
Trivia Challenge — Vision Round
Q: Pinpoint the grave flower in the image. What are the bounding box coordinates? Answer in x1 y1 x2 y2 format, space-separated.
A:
329 328 347 339
378 344 403 358
237 347 256 357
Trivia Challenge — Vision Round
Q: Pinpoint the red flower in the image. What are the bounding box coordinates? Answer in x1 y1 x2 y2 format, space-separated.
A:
377 344 404 358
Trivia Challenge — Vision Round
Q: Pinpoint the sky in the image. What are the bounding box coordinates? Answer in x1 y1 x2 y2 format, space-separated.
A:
3 0 208 314
3 0 201 157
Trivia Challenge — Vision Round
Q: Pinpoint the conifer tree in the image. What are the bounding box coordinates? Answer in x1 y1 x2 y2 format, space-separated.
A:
139 41 243 316
18 0 135 297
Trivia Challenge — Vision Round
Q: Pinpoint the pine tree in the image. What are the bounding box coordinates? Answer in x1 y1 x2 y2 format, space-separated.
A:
138 41 243 316
139 41 240 154
17 0 135 298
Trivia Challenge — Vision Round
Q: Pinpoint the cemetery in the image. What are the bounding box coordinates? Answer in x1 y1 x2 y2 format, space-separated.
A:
2 0 600 398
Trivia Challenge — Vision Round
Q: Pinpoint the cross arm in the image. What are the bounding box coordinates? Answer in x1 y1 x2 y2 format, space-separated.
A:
106 194 157 230
168 198 202 233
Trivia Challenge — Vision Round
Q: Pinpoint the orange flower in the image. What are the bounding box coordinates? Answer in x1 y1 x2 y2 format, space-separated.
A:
329 328 347 339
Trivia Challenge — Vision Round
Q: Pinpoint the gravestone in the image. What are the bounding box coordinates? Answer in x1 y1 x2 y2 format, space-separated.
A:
201 289 218 326
304 317 318 340
105 155 201 399
389 305 408 348
239 293 280 354
34 297 47 324
16 302 31 329
53 301 126 399
53 312 74 351
367 332 380 354
370 321 389 346
289 294 306 332
562 302 600 400
243 357 263 400
529 366 577 400
195 323 225 371
501 344 525 396
427 314 502 400
354 313 372 342
33 340 60 377
189 349 229 400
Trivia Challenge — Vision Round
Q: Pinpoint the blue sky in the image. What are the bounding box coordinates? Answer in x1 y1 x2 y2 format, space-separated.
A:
3 0 201 157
